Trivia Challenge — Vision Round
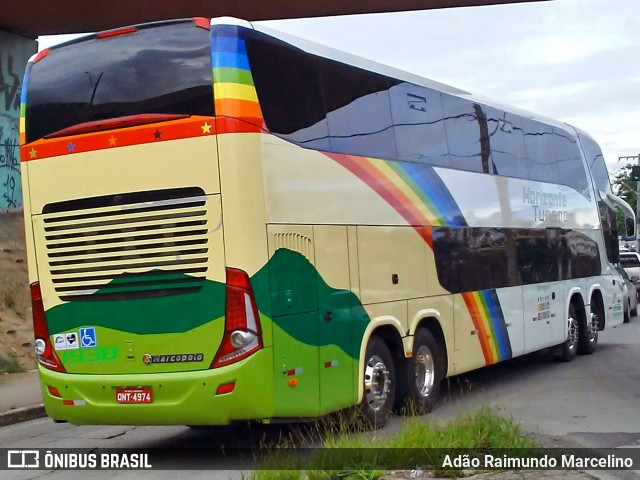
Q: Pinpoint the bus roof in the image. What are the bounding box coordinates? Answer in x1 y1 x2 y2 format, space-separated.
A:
239 18 578 135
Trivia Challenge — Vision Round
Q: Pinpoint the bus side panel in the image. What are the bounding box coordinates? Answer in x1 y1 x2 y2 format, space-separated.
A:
314 225 358 414
495 286 525 358
452 289 516 375
522 282 564 354
267 224 320 417
265 224 366 417
356 225 428 308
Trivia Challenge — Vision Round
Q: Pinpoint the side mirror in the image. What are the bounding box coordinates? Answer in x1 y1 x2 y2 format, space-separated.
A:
607 193 636 238
626 217 636 238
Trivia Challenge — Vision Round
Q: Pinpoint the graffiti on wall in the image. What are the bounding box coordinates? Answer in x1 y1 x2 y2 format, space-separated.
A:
0 34 36 210
0 51 20 111
0 123 19 208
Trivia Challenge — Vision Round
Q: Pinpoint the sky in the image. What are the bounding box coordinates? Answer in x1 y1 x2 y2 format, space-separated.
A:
37 0 640 179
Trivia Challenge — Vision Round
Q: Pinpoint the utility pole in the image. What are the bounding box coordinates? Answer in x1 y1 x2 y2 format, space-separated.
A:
619 154 640 251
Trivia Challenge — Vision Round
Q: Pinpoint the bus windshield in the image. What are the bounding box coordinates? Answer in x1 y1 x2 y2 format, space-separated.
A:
25 20 213 143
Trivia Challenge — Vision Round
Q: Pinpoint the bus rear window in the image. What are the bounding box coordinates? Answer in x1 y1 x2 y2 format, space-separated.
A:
25 20 213 143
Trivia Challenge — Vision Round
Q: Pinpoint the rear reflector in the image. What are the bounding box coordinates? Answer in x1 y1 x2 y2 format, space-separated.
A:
47 386 62 398
216 382 236 395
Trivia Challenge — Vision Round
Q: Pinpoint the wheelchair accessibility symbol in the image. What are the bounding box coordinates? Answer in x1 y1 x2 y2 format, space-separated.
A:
79 327 97 348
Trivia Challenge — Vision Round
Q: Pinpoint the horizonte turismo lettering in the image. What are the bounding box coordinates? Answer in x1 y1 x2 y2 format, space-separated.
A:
523 186 568 222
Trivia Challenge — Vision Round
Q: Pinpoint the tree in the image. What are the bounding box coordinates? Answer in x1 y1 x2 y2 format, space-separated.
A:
611 162 638 238
612 162 637 209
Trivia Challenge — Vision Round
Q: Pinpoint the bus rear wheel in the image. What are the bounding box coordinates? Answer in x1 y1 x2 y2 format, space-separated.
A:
400 328 443 415
578 307 599 355
359 336 395 429
624 300 630 323
555 303 578 362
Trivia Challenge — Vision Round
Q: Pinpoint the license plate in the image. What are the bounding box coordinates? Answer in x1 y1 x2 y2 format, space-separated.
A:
115 387 153 404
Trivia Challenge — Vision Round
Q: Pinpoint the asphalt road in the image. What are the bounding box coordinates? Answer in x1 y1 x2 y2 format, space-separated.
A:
2 316 640 479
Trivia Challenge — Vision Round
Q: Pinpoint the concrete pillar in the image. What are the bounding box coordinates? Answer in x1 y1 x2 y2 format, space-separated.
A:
0 30 36 210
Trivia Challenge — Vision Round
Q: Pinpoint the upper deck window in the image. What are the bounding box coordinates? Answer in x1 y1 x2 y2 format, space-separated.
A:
579 133 612 195
25 20 213 143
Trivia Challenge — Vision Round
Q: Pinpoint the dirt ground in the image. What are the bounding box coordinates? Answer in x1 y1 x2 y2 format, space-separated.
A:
0 211 34 373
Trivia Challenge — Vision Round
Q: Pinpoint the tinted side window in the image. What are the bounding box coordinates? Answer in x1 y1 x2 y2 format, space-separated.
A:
599 201 618 264
523 119 557 184
553 128 590 198
321 62 398 160
579 133 611 194
245 34 330 150
442 96 492 173
389 84 449 167
432 228 512 292
433 227 601 292
484 107 528 179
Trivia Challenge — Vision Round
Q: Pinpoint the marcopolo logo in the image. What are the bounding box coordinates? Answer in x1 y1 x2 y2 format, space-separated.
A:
142 353 204 365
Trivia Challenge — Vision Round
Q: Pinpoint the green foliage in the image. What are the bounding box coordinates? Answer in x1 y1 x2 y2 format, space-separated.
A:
0 274 28 318
251 407 534 480
0 355 24 373
612 163 637 210
612 162 639 233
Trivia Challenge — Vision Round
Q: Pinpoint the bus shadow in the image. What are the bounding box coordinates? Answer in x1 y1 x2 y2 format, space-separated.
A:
439 341 622 407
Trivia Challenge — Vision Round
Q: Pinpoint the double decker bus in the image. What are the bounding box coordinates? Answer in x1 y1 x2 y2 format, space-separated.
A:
20 17 635 427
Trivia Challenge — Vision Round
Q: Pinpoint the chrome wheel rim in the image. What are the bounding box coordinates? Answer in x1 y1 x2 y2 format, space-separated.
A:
567 314 578 350
415 345 435 397
588 312 599 343
364 354 391 411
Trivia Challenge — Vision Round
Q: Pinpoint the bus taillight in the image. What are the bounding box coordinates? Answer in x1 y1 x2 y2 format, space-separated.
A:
212 268 263 368
97 27 137 39
31 282 66 373
193 17 210 30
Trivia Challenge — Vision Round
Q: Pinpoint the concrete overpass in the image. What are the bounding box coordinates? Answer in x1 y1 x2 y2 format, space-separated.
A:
0 0 545 209
4 0 544 37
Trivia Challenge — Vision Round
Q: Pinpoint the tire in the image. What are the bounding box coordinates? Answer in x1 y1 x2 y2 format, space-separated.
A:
578 301 599 355
555 303 578 362
359 336 395 429
396 329 444 415
624 300 630 324
631 304 637 317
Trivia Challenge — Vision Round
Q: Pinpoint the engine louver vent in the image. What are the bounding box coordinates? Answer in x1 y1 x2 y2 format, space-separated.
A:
42 188 209 302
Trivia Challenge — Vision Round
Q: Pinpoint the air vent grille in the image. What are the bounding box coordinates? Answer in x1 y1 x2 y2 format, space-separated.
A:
41 188 209 301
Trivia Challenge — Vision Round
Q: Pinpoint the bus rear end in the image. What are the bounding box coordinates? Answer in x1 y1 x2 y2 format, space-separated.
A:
21 18 273 425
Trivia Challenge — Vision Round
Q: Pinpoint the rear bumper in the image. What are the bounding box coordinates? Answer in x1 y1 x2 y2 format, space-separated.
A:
38 348 274 425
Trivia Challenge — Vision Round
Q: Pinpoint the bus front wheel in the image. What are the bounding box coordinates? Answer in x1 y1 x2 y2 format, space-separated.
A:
359 336 395 428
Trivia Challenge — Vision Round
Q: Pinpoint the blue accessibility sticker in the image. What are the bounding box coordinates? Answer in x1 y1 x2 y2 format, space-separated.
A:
79 327 97 348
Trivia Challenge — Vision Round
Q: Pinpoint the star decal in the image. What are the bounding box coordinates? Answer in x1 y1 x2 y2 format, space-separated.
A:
108 136 117 147
201 122 212 134
67 142 76 153
153 130 162 140
29 148 37 159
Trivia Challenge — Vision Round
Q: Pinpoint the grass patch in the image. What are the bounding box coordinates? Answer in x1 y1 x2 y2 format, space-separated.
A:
0 274 29 318
0 354 24 373
251 407 533 480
